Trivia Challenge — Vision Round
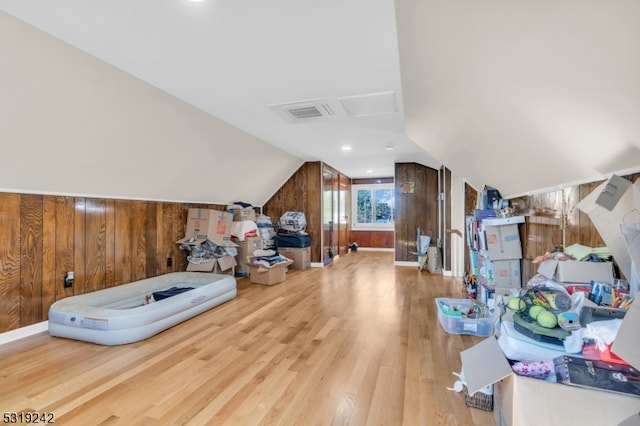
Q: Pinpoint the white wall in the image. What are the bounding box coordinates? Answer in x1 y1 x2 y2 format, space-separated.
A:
0 12 302 206
449 173 467 277
395 0 640 198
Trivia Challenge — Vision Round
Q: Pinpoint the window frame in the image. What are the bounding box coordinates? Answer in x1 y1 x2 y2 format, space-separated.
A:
351 183 395 230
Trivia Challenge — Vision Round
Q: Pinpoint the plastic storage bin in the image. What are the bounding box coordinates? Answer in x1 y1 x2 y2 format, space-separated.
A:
435 298 493 337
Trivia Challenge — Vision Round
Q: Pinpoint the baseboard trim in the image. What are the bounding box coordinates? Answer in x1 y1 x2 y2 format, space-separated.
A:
394 261 418 267
0 321 48 346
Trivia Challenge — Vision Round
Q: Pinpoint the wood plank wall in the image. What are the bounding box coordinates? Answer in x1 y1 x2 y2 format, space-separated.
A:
262 162 323 263
350 230 394 249
394 163 439 262
461 172 640 282
0 192 221 332
509 172 640 282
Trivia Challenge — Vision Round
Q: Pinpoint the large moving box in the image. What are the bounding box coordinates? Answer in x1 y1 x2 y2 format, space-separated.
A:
484 224 522 260
234 236 263 276
247 257 293 285
278 247 310 270
177 208 237 247
537 259 614 285
177 209 238 273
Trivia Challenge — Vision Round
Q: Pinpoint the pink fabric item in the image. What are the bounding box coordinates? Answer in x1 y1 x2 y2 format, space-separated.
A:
512 360 554 378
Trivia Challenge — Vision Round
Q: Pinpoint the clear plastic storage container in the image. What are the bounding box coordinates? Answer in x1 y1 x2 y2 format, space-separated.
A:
435 298 493 337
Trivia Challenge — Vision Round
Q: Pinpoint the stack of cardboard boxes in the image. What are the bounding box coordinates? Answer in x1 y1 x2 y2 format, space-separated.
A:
228 206 261 278
275 212 310 271
469 214 525 305
176 208 238 274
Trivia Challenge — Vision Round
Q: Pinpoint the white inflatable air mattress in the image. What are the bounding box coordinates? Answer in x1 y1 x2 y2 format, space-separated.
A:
48 272 236 345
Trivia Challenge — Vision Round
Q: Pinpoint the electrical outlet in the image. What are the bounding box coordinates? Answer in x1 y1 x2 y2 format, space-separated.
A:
64 271 74 288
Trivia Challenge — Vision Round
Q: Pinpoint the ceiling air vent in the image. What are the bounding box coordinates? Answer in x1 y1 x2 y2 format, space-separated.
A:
268 98 335 123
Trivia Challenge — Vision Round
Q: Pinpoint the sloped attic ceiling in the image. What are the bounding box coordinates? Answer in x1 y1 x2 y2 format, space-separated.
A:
0 0 442 201
395 0 640 197
0 12 302 206
2 1 639 203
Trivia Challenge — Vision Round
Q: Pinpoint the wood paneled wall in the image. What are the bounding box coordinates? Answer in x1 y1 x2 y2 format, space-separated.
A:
262 162 323 263
394 163 439 262
350 230 394 249
0 192 221 332
509 172 640 282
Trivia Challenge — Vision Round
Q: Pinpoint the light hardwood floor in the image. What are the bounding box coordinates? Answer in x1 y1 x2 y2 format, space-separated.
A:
0 251 495 426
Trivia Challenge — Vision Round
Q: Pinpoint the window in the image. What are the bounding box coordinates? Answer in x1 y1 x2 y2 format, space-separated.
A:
352 184 395 229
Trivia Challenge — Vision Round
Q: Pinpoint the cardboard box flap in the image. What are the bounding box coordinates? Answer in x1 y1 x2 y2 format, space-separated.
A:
176 236 238 247
460 336 513 396
536 259 558 280
176 236 208 246
208 236 238 247
612 295 640 370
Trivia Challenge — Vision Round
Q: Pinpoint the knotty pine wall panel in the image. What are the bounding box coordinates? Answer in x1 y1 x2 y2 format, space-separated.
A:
42 197 57 320
0 192 227 332
350 230 394 249
263 161 324 263
85 198 107 294
19 194 43 325
508 172 640 283
0 194 21 332
114 199 134 287
394 163 439 262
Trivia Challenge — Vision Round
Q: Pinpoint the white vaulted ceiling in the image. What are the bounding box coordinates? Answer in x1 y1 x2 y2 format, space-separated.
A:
1 0 639 203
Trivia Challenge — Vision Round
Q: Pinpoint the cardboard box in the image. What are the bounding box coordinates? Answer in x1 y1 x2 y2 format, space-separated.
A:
278 247 310 270
232 208 257 222
186 255 237 273
234 236 263 276
177 209 237 247
492 259 522 288
247 257 293 285
461 295 640 425
537 259 614 285
484 224 522 260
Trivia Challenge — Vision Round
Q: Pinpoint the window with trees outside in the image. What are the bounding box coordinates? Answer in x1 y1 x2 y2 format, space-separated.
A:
352 184 395 229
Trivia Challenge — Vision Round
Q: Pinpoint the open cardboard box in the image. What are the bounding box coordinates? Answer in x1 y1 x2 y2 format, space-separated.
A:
461 289 640 425
246 256 293 285
176 208 238 248
186 255 237 273
537 259 614 285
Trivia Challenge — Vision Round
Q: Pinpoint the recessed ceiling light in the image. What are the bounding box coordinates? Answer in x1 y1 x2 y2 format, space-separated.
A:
385 144 395 151
366 170 373 174
342 146 352 151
